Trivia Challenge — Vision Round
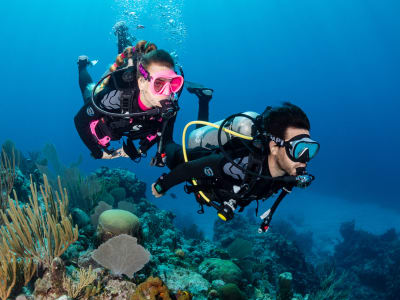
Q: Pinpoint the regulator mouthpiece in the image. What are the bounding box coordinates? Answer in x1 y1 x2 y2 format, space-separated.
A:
295 174 315 188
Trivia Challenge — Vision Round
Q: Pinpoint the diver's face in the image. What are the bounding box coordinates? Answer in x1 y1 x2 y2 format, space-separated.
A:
138 63 174 108
270 127 310 176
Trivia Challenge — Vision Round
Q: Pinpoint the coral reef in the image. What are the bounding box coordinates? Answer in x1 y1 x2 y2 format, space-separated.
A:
308 270 349 300
332 221 400 299
100 278 136 300
213 214 319 294
0 241 17 300
94 167 146 202
97 209 141 242
62 266 97 298
277 272 293 300
130 276 171 300
92 234 150 278
217 283 247 300
2 147 361 299
199 258 242 285
0 175 78 269
33 257 66 300
0 145 16 214
160 267 210 296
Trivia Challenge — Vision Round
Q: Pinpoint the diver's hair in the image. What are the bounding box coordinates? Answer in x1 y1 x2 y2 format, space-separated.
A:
98 40 158 88
135 40 157 54
263 102 310 139
137 49 175 78
108 40 158 74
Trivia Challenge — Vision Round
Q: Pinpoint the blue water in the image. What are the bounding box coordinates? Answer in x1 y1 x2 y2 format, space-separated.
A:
1 0 399 239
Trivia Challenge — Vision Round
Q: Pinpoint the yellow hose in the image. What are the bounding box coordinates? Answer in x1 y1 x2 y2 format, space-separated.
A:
181 120 253 204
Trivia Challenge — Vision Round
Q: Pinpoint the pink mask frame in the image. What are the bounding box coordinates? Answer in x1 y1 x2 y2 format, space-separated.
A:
149 69 184 96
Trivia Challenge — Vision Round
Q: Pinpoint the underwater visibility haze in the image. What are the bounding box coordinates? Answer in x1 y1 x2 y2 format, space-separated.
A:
0 0 399 299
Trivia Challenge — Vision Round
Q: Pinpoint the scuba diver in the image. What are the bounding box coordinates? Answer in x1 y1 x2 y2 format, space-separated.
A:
74 22 213 164
151 103 320 233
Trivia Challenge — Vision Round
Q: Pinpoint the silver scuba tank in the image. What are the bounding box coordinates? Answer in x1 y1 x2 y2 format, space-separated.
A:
188 111 259 149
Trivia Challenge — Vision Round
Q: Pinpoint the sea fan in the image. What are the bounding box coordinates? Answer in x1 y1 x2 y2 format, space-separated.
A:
92 234 150 278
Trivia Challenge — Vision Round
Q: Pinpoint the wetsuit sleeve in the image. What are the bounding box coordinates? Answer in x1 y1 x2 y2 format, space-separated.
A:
156 153 225 193
161 115 176 146
74 102 104 159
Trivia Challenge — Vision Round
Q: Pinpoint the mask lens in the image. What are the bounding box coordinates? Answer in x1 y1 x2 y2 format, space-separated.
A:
170 76 183 92
294 141 319 161
153 78 168 93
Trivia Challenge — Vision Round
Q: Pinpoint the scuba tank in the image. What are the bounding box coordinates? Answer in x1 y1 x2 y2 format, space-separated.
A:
187 111 259 149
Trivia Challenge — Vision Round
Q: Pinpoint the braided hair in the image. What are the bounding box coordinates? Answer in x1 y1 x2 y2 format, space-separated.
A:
99 40 158 88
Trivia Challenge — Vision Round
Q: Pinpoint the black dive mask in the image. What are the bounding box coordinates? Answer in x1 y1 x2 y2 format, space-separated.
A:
268 133 320 163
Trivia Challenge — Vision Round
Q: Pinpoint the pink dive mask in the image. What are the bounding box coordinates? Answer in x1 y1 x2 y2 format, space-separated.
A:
139 63 184 96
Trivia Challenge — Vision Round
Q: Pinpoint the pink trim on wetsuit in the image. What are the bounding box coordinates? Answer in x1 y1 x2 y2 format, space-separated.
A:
146 134 157 142
138 94 151 111
90 120 111 147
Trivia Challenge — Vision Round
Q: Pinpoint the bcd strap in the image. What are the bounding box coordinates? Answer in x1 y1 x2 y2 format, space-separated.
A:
109 119 132 129
123 138 141 161
139 133 160 153
184 181 214 214
237 151 266 201
184 183 213 194
255 199 259 216
120 90 134 114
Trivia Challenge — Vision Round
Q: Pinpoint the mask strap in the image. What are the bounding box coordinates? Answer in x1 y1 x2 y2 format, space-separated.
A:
267 134 285 147
138 63 151 81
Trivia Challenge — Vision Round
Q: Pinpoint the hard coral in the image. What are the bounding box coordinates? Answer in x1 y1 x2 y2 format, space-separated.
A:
176 290 192 300
199 258 242 285
33 258 66 300
130 276 172 300
217 283 247 300
174 249 185 259
97 209 141 242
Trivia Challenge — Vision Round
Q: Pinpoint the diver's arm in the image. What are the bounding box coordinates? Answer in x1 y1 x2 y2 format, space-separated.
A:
161 115 176 146
152 153 225 195
74 102 105 159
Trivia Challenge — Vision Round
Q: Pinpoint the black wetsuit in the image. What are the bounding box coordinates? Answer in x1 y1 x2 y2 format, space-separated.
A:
75 34 211 162
74 80 175 159
76 68 212 162
160 140 285 207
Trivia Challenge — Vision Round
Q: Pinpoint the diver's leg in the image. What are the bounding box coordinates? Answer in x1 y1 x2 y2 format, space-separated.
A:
164 141 183 170
113 21 136 53
78 55 94 104
185 81 213 128
163 92 213 170
164 140 212 170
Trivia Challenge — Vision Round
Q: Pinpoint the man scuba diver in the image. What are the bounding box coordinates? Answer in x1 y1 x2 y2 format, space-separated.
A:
74 22 213 165
151 103 320 232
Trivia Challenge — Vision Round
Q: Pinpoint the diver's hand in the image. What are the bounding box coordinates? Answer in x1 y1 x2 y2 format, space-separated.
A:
151 183 164 198
102 148 129 159
116 147 129 158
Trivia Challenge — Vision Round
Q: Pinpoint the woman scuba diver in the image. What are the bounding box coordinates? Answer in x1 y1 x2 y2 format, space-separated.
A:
74 22 214 165
151 103 320 232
